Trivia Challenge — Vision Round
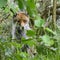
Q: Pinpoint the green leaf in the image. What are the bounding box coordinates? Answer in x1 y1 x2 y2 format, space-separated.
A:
20 52 28 58
4 6 10 13
21 38 36 47
34 17 45 27
26 30 35 37
24 39 36 47
27 0 36 9
11 42 21 48
53 33 60 40
45 28 56 35
41 35 54 46
14 53 22 60
17 0 25 10
26 0 37 17
0 0 7 8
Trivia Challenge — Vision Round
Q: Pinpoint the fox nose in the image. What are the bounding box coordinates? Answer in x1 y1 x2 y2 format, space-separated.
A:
21 21 31 30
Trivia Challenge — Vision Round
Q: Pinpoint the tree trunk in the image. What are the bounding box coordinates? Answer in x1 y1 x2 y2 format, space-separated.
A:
52 0 57 30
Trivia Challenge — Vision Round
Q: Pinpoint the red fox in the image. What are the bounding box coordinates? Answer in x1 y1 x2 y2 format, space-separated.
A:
12 12 31 40
12 12 36 57
13 12 30 29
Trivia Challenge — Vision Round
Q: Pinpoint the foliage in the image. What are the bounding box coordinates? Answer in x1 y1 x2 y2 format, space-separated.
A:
0 0 7 8
0 0 60 60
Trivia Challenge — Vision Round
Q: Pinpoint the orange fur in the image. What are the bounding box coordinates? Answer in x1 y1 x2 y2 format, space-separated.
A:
15 12 29 27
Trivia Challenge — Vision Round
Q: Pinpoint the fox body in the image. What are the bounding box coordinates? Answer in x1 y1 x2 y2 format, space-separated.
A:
12 12 31 40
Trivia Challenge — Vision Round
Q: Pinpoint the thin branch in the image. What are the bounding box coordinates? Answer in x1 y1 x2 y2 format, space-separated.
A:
52 0 57 30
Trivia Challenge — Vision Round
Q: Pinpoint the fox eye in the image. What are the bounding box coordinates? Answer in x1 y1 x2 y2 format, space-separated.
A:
18 21 20 22
23 20 27 23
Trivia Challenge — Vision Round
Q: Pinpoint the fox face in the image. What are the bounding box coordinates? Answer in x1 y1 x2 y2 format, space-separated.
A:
13 12 30 30
12 12 31 40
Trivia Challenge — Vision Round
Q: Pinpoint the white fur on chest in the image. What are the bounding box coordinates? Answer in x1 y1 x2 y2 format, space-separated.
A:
12 22 17 40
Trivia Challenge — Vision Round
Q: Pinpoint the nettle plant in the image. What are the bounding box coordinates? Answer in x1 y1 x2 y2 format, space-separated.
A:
26 16 57 51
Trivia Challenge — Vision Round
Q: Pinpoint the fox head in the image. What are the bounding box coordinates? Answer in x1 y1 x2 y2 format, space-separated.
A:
13 12 30 30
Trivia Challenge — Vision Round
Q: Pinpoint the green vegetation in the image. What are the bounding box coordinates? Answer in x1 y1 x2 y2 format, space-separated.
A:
0 0 60 60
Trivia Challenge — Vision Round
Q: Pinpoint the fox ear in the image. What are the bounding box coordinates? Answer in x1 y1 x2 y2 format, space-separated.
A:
25 12 29 17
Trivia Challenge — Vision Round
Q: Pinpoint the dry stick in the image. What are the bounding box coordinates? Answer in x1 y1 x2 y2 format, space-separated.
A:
52 0 57 30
